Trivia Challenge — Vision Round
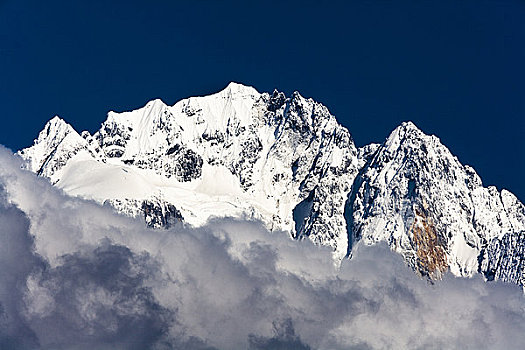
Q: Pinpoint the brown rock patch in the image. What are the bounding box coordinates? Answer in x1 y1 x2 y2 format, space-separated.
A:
411 208 448 279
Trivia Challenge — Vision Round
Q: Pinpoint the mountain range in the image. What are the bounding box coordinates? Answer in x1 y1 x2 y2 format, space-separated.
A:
19 82 525 286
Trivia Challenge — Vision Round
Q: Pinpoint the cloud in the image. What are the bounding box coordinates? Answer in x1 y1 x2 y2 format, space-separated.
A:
248 318 311 350
0 145 525 350
0 186 42 350
24 242 173 350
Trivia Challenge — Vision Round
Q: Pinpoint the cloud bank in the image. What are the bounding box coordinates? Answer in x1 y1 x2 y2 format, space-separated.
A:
0 146 524 350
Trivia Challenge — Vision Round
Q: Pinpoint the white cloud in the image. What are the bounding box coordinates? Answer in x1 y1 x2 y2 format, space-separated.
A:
0 145 524 350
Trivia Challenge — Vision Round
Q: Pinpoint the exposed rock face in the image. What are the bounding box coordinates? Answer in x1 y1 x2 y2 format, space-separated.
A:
104 197 183 229
19 82 525 286
479 230 525 286
411 208 448 280
141 199 184 229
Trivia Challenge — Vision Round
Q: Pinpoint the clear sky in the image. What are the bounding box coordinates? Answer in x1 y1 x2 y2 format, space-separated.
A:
1 0 523 200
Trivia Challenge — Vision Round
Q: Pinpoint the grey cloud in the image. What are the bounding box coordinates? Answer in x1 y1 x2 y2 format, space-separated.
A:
0 190 42 350
1 145 525 350
248 319 311 350
0 196 173 350
25 242 172 350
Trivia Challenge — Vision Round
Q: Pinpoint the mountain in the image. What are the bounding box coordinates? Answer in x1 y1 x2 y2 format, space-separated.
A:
349 122 525 281
18 82 525 286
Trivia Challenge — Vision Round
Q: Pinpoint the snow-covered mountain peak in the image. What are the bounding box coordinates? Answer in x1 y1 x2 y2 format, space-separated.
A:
19 85 361 260
18 116 88 177
351 120 525 280
38 116 74 142
18 85 525 287
218 81 260 97
145 98 167 108
383 121 428 148
46 114 69 127
398 120 420 131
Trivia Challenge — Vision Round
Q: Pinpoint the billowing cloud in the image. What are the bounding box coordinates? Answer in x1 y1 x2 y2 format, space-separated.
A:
0 145 524 350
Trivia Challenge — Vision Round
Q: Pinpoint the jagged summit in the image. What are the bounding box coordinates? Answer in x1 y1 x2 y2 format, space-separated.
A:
18 84 525 286
383 121 431 149
40 116 73 141
398 120 420 130
19 116 85 177
47 115 68 126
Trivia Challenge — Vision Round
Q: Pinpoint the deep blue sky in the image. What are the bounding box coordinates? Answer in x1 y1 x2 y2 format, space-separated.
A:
1 1 523 200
